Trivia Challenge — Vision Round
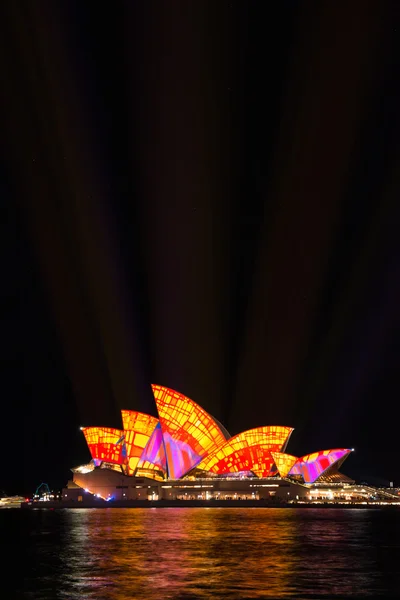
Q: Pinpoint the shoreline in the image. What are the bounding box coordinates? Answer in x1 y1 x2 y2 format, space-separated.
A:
20 499 400 510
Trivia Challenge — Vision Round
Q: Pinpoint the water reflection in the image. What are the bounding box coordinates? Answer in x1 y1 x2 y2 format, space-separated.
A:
293 509 379 597
3 507 400 599
57 508 300 599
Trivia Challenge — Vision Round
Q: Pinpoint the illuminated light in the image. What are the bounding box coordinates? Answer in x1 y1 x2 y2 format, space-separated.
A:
152 384 228 479
82 427 127 465
121 411 161 475
288 449 352 483
196 426 293 476
137 422 167 475
162 431 202 480
271 452 298 478
250 484 279 487
77 384 354 484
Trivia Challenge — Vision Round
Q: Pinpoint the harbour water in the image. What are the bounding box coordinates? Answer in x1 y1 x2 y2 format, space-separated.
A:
2 507 400 599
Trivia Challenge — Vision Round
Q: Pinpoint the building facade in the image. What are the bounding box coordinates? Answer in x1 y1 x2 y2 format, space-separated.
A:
67 385 354 502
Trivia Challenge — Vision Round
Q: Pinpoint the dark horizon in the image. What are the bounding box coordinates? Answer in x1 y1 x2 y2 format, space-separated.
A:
2 2 400 496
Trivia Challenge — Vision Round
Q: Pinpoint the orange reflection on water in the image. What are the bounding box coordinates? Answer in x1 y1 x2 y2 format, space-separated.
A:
55 508 382 599
58 508 298 599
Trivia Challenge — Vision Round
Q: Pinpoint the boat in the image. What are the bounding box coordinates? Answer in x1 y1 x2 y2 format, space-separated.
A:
0 493 25 509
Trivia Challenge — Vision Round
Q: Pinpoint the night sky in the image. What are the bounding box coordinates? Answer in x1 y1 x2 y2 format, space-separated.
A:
2 2 400 495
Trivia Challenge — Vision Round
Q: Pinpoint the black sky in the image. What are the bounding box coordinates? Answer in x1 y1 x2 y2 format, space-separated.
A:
2 2 400 495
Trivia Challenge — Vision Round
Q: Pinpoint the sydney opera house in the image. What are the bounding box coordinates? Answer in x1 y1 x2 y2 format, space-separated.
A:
65 385 356 503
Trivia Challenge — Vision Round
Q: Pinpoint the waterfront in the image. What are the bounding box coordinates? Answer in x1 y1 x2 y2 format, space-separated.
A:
2 507 400 599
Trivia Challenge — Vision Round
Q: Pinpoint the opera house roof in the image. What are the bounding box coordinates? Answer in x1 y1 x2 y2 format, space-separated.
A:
80 384 352 484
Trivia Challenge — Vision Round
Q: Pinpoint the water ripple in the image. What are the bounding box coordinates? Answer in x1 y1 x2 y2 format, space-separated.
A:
2 507 400 599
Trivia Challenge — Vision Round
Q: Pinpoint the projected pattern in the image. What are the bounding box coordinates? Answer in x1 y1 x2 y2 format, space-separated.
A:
121 411 159 475
82 427 126 465
79 385 352 483
152 384 227 479
137 422 167 474
289 449 352 483
197 426 293 476
271 452 298 478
